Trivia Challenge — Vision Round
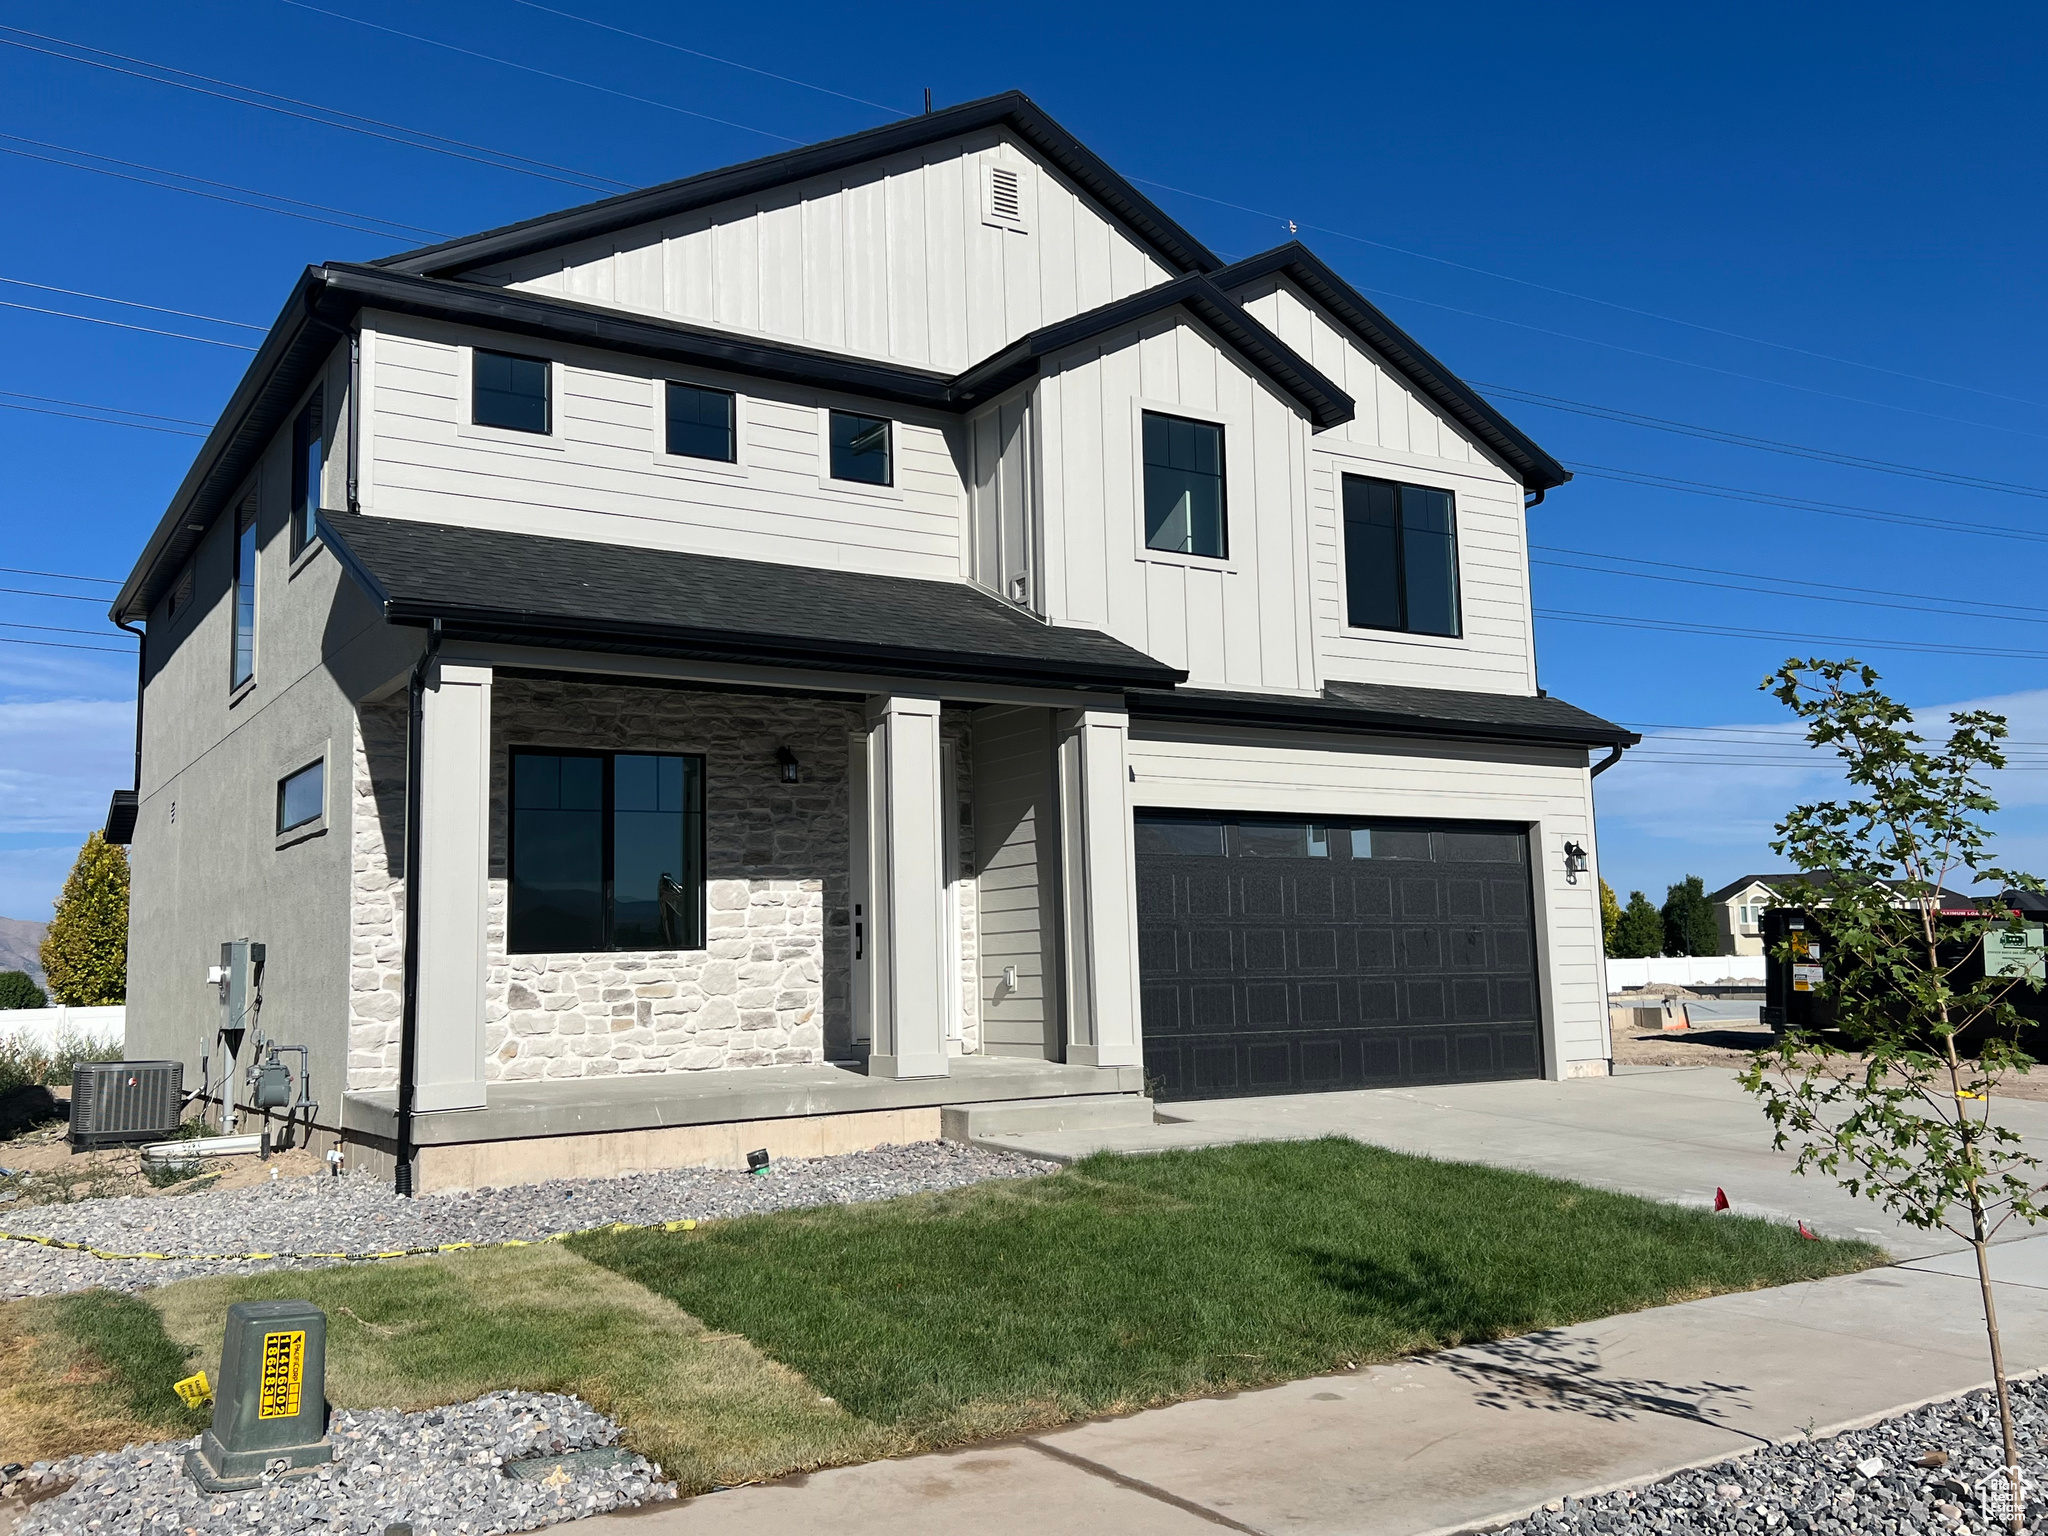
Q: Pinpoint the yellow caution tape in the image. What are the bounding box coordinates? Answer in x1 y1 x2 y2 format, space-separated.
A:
0 1217 698 1265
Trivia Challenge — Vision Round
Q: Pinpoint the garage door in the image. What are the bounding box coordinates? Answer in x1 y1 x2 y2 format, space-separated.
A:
1136 813 1542 1100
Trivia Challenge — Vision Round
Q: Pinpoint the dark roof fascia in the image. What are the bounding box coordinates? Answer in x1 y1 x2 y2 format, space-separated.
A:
375 92 1223 282
1212 243 1571 491
377 599 1182 692
954 275 1355 430
323 263 959 406
1126 687 1640 750
111 268 344 622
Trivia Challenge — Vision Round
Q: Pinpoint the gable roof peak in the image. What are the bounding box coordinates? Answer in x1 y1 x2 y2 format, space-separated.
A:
375 89 1223 283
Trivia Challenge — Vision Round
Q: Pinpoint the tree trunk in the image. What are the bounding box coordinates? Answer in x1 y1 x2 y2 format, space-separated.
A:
1970 1194 2025 1533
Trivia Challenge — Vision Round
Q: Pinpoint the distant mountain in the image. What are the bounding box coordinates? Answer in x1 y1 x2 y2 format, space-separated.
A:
0 917 48 988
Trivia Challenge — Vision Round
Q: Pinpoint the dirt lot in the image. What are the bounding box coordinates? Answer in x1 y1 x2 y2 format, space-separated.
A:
1608 1015 2048 1102
0 1118 328 1210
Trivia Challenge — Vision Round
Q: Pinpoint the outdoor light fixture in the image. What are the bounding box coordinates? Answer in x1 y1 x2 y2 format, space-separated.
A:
747 1148 771 1174
1563 841 1589 884
776 746 801 784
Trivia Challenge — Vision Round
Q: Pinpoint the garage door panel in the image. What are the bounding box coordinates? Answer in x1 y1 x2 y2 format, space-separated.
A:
1138 812 1542 1101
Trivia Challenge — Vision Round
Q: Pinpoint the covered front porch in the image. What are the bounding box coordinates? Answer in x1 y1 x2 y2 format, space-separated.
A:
323 510 1180 1185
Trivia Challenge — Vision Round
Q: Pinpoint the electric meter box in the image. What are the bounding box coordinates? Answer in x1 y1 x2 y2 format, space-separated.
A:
185 1300 332 1491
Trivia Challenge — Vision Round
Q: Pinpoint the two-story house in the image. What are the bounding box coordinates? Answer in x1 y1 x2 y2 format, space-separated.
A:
107 93 1635 1191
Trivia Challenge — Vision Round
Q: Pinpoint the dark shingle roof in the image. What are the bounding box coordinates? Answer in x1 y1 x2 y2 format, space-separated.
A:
1709 872 1978 905
319 511 1183 692
1126 679 1637 749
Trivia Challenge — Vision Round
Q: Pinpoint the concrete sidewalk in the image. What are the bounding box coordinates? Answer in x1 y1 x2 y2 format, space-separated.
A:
594 1244 2048 1536
972 1067 2048 1260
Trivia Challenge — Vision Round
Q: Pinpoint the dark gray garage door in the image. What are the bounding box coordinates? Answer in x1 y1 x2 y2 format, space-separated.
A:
1136 813 1542 1100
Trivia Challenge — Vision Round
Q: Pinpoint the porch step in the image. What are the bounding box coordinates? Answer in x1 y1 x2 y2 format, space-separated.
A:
941 1093 1156 1145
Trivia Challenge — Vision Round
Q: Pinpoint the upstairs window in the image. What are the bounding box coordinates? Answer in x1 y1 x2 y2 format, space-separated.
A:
474 349 550 434
666 382 736 462
1142 412 1225 558
231 498 257 689
277 759 325 834
1342 475 1461 637
291 388 324 555
509 749 706 954
829 410 892 486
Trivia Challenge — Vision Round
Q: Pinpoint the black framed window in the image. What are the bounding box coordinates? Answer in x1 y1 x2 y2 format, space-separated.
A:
829 410 891 485
1142 411 1225 558
474 349 551 434
277 760 324 834
291 389 324 555
666 382 736 461
510 749 705 954
231 501 257 689
1342 475 1461 637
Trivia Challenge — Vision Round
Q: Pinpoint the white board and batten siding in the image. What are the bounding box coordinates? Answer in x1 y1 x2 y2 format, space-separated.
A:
1233 278 1539 698
1037 315 1318 695
473 132 1175 376
360 312 969 582
1126 723 1612 1074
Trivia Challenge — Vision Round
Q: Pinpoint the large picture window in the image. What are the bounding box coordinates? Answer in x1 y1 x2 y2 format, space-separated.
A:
509 749 705 954
1342 475 1461 637
1142 411 1225 558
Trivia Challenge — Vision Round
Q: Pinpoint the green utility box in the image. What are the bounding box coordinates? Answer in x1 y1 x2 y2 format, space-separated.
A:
185 1300 333 1491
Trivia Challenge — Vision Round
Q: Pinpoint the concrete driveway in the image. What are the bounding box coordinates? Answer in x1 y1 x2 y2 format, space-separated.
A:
973 1065 2048 1260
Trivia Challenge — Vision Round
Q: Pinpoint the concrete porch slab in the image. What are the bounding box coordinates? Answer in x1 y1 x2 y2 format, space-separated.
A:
342 1056 1146 1146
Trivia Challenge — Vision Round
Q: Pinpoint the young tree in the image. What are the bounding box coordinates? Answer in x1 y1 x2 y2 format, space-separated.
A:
1600 878 1623 957
1742 658 2044 1531
0 970 45 1009
1661 875 1721 957
40 832 129 1006
1612 891 1665 958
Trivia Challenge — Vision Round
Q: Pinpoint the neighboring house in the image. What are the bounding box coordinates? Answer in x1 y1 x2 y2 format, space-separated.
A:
105 93 1637 1190
1710 872 1979 955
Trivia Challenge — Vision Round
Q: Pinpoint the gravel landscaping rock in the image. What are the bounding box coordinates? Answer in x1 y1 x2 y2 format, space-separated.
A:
1500 1373 2048 1536
0 1140 1053 1297
4 1389 673 1534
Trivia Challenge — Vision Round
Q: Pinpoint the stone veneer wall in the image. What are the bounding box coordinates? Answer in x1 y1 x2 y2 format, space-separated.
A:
346 679 982 1091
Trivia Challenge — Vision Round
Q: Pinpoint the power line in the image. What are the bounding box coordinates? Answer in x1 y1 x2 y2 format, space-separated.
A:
0 297 255 351
1535 544 2048 618
0 275 262 330
0 585 114 604
1532 553 2048 627
1486 384 2048 501
1566 464 2048 545
1617 720 2048 750
1535 608 2048 661
0 390 211 428
1127 176 2048 414
0 633 130 654
281 1 802 145
0 619 125 639
502 0 913 117
0 133 446 239
0 24 630 193
0 563 121 585
0 398 207 436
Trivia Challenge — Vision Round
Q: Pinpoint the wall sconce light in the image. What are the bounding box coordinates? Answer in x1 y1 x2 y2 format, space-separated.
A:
1563 840 1589 884
776 746 800 784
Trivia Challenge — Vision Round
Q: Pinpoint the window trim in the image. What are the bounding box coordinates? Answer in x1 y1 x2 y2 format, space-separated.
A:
823 407 895 490
229 494 258 695
654 377 745 474
459 344 563 448
275 749 330 847
290 387 325 558
506 745 708 956
1339 472 1464 640
1130 401 1235 571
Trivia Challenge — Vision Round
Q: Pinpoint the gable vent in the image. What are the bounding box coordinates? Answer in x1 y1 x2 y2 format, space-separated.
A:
982 161 1031 233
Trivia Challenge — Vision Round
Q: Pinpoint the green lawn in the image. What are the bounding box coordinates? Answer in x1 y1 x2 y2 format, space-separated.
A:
2 1140 1881 1486
571 1138 1881 1442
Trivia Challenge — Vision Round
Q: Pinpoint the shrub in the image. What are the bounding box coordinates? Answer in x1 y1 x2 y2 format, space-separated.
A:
42 832 129 1006
0 970 46 1009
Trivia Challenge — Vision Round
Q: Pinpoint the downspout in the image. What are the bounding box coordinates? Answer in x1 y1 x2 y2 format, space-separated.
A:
346 329 362 514
393 617 443 1197
114 618 144 795
1590 743 1625 777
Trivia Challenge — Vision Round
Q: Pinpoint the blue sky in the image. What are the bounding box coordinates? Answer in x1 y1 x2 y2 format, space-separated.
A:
1 0 2044 919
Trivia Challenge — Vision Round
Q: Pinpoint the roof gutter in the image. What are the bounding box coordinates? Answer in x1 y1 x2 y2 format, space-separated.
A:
1127 688 1639 752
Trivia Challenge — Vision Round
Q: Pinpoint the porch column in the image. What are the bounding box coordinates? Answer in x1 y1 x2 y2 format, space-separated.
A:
1056 707 1143 1068
865 694 950 1079
413 658 491 1111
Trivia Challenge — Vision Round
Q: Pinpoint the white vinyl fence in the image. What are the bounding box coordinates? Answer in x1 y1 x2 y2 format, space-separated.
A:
0 1004 125 1051
1606 956 1766 990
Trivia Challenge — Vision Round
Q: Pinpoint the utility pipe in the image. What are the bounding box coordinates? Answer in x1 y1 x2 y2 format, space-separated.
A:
140 1133 266 1164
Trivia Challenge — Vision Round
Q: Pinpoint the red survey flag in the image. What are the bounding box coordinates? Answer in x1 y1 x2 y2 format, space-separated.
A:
1798 1222 1819 1240
1713 1188 1730 1212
